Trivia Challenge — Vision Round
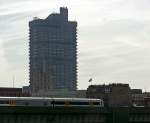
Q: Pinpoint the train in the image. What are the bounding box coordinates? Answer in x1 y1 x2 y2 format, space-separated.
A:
0 97 104 107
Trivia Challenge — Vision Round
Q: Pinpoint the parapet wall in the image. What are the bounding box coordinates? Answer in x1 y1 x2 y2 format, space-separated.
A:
0 106 149 123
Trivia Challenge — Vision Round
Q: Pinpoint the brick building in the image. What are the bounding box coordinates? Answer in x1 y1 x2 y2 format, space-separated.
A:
86 83 132 107
0 87 31 97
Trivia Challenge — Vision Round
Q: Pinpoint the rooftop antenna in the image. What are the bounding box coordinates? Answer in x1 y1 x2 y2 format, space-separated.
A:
144 87 147 93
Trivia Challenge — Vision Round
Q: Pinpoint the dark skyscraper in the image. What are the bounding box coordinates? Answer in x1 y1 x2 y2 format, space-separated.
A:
29 7 77 94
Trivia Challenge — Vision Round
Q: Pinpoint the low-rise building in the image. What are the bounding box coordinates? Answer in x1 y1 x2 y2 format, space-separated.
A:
0 87 31 97
144 97 150 107
131 90 150 106
86 83 132 107
131 89 144 106
32 89 86 98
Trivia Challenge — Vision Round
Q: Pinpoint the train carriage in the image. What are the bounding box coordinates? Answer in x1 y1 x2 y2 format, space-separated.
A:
0 97 104 107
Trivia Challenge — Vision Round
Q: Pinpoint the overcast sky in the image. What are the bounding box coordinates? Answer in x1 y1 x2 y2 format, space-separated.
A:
0 0 150 90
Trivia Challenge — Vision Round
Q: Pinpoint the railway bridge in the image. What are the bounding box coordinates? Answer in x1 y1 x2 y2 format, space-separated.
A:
0 106 150 123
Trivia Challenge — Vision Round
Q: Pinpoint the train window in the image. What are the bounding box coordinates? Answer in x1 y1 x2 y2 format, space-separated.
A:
43 102 48 106
70 102 100 105
70 102 89 105
93 102 100 105
64 102 70 105
51 101 65 105
52 101 71 105
25 102 29 106
51 101 102 106
0 101 9 104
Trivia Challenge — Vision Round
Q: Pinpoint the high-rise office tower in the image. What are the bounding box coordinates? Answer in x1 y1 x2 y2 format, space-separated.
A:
29 7 77 94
